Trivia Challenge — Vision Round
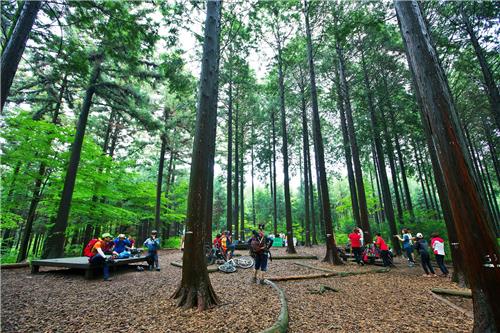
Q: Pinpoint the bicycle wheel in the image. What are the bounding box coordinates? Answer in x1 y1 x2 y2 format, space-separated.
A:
235 256 254 269
218 262 236 273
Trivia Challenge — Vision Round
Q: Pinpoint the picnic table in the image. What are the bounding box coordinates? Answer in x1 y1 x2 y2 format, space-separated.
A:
31 256 149 279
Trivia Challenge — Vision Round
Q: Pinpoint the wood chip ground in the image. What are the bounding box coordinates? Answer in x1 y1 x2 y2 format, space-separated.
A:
1 246 473 332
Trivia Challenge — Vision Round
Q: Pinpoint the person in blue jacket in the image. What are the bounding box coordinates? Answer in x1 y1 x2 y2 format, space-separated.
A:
113 234 133 258
144 230 161 271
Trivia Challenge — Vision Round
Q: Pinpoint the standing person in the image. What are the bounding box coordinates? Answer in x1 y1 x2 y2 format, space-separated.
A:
394 228 415 267
374 233 393 267
144 230 161 271
358 227 364 247
348 228 363 266
87 233 114 281
249 224 273 284
430 232 449 277
414 233 436 277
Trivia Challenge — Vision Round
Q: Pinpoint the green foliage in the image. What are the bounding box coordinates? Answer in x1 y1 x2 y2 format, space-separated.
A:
163 236 182 249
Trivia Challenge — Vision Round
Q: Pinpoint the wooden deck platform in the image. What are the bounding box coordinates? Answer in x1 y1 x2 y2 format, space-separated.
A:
31 256 149 279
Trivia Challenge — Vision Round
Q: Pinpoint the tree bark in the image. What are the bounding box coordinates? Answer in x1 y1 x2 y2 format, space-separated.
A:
239 129 245 241
304 0 341 263
336 42 371 241
233 99 239 239
271 110 278 236
1 0 42 112
276 30 296 254
172 0 221 310
155 135 167 232
395 2 500 330
461 6 500 131
334 74 360 228
42 54 103 259
300 79 312 247
226 66 233 233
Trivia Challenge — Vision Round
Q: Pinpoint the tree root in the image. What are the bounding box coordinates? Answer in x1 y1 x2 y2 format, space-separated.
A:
267 267 389 282
271 255 318 260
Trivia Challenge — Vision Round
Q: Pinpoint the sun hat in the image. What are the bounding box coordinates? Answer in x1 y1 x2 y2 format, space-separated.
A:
102 232 113 239
118 234 126 238
151 230 158 234
416 233 423 238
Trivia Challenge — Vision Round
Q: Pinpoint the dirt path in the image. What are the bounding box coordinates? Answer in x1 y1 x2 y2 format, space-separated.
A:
1 246 472 332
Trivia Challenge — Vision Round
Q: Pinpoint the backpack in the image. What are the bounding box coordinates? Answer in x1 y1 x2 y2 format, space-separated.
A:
83 239 99 257
251 237 266 255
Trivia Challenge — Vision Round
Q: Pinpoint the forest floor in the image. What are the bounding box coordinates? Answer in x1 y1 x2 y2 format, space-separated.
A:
1 246 473 332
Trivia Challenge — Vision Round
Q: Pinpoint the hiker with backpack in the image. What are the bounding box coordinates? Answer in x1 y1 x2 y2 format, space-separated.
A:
249 224 273 285
144 230 161 271
83 232 115 281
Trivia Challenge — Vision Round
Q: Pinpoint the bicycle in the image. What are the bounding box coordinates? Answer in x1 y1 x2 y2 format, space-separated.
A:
218 256 254 273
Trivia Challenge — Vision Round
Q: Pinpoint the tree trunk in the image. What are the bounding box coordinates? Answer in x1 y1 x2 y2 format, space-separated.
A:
395 2 500 330
226 67 233 233
233 100 239 239
414 143 430 210
307 135 318 245
390 109 414 219
42 54 103 259
378 82 403 224
1 0 42 112
276 34 296 254
155 135 167 232
251 130 256 227
334 74 360 228
239 130 245 241
300 80 312 247
304 0 341 263
336 42 371 241
461 7 500 131
271 110 278 236
172 0 221 310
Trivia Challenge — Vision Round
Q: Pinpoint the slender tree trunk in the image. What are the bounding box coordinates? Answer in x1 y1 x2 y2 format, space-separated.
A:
303 0 340 262
396 2 500 330
234 101 239 239
42 54 103 259
155 135 167 232
369 168 381 226
390 109 414 219
300 81 312 247
239 130 245 241
172 0 221 310
334 76 360 228
251 127 256 227
461 7 500 131
307 138 318 245
372 144 385 224
483 120 500 186
1 0 42 112
226 67 233 233
276 36 296 254
378 88 403 223
414 143 430 210
272 110 278 235
336 42 371 241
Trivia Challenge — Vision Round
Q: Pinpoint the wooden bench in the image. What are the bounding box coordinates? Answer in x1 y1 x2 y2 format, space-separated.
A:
31 256 149 279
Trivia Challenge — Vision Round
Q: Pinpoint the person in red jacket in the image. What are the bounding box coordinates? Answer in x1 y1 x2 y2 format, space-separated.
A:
374 233 393 267
348 228 363 266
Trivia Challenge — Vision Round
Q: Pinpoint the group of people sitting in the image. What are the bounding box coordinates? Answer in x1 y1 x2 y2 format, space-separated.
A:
347 227 450 278
212 230 236 260
84 230 161 281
